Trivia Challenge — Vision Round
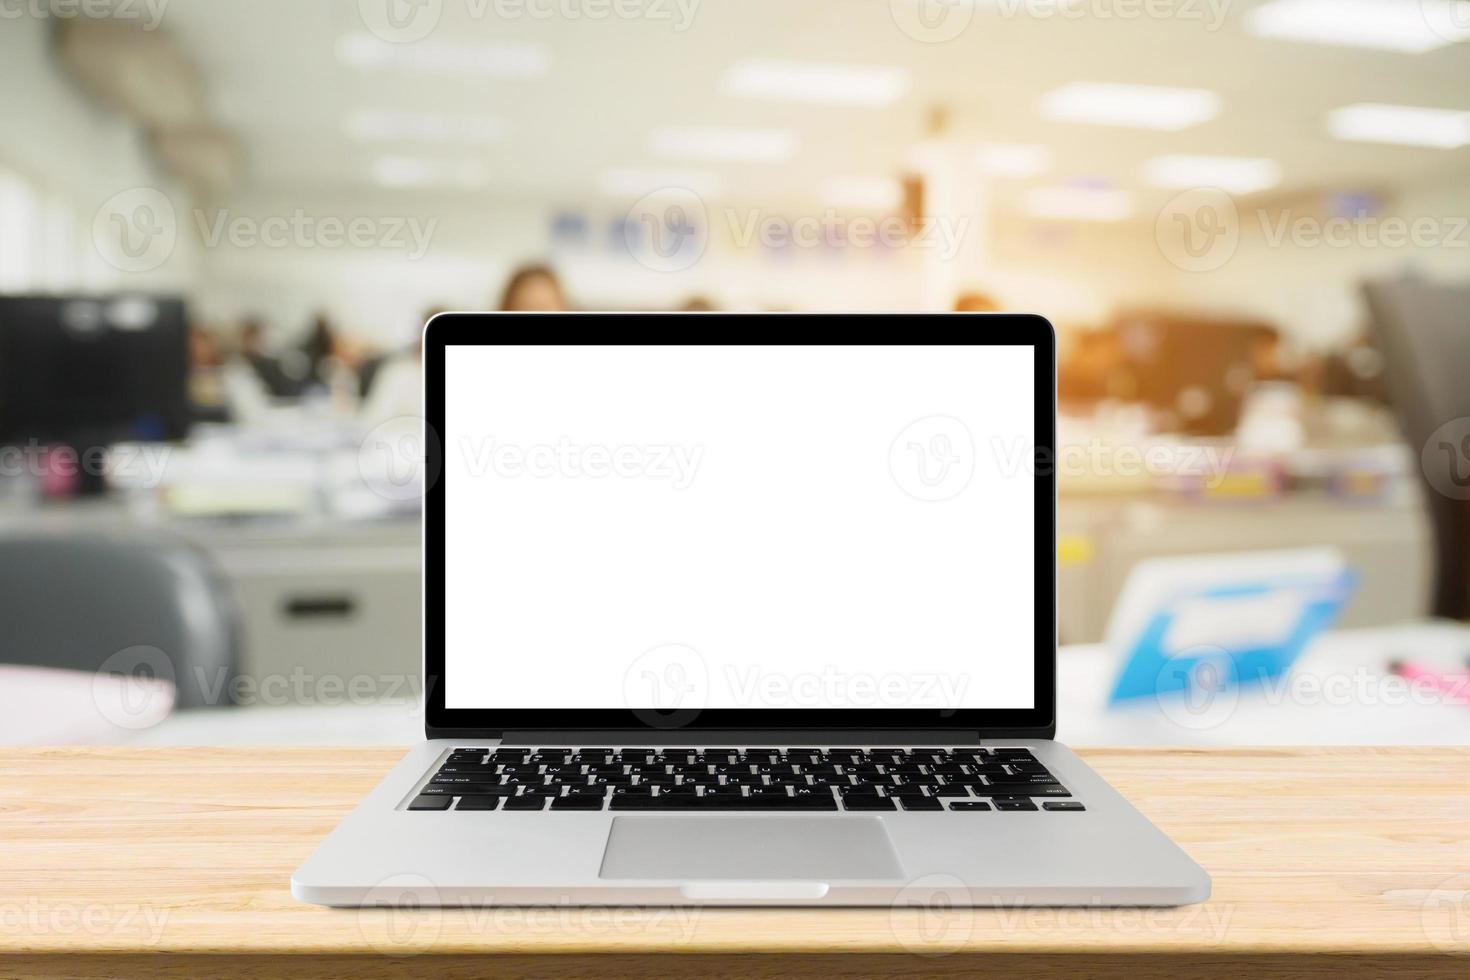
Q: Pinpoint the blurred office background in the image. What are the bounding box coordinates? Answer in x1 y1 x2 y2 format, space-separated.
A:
1 0 1469 745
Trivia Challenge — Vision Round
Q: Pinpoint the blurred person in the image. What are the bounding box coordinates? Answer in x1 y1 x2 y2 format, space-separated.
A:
954 291 1001 313
237 316 299 398
187 323 230 423
499 263 569 312
360 310 430 428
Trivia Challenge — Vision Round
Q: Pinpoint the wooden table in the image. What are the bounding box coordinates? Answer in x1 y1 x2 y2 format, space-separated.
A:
4 747 1468 978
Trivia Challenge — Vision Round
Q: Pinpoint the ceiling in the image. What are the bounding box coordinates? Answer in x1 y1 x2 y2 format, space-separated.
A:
156 0 1470 218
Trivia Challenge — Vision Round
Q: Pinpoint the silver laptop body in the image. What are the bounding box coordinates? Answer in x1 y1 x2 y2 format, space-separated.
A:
294 315 1210 908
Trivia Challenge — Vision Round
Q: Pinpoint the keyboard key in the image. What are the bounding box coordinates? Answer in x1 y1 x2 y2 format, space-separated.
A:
609 793 837 811
972 784 1071 798
564 785 605 796
456 796 499 811
949 801 992 811
900 796 943 811
430 775 503 786
840 795 896 811
988 774 1060 786
932 785 969 798
503 795 547 810
551 795 605 810
1042 801 1086 811
993 798 1039 811
408 794 452 810
435 783 517 796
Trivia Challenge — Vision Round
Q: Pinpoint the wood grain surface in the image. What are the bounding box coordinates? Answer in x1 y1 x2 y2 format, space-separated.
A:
3 746 1468 978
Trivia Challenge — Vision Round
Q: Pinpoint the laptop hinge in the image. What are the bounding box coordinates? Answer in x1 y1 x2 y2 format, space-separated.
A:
486 729 987 745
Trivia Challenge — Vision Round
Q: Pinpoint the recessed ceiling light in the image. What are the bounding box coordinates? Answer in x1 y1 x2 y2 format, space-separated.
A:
371 157 490 189
720 59 910 107
1143 155 1282 194
975 143 1052 178
1327 103 1470 148
1246 0 1470 54
335 33 550 78
596 168 725 198
650 126 797 163
345 110 508 145
1041 83 1219 130
1023 186 1133 222
818 176 904 210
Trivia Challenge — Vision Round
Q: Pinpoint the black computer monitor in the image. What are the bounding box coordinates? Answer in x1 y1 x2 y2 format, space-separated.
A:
0 294 191 448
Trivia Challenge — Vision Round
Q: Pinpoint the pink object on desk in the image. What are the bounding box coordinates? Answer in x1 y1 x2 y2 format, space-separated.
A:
1390 662 1470 706
0 665 175 744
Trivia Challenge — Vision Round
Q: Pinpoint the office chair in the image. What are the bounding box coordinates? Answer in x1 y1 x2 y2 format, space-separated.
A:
0 533 242 709
1363 277 1470 620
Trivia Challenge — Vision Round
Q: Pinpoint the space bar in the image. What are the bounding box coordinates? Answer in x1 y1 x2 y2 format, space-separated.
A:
610 795 837 810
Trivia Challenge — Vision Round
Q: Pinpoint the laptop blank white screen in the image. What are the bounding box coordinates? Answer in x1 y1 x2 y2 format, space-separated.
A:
443 343 1036 711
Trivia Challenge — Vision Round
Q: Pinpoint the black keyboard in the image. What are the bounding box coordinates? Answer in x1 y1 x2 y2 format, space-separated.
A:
406 747 1080 812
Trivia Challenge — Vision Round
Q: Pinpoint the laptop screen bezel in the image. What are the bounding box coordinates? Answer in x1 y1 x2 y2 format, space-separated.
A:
423 313 1057 736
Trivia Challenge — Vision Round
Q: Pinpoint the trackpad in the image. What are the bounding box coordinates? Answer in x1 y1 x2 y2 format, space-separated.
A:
598 816 905 880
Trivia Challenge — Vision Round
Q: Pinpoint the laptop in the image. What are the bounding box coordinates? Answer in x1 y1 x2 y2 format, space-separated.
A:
293 314 1210 907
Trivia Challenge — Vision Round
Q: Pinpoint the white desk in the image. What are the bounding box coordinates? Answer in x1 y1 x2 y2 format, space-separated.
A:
1058 621 1470 745
117 623 1470 747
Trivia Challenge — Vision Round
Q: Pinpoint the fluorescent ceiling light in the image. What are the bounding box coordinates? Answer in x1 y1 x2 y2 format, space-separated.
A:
371 157 490 189
1023 186 1133 222
1041 83 1219 130
1327 103 1470 148
335 33 550 78
819 176 903 210
1246 0 1470 54
650 126 797 163
1143 155 1282 194
345 110 508 145
721 59 910 107
975 143 1052 178
596 168 725 198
